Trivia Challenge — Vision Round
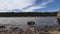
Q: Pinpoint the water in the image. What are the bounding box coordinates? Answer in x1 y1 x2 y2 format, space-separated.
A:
0 17 59 29
0 17 58 25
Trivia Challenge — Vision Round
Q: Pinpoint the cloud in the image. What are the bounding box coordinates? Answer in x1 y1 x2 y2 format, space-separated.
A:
23 0 54 12
40 0 53 6
0 0 36 12
0 0 53 12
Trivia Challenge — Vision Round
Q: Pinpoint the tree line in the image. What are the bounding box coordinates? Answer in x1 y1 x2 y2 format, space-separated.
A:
0 12 58 17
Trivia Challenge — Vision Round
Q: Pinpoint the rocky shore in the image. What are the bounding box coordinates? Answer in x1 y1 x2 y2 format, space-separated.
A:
0 24 60 34
0 27 60 34
0 28 51 34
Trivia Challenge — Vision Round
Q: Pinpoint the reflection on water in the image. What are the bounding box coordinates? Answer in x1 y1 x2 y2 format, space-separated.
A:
0 17 58 25
0 17 59 28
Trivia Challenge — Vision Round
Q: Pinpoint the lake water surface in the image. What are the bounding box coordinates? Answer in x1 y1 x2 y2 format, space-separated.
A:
0 17 59 29
0 17 58 25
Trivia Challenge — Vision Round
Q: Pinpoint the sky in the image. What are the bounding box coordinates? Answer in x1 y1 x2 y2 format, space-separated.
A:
0 0 60 12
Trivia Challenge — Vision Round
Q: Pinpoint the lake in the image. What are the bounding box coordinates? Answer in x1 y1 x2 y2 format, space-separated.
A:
0 17 59 29
0 17 58 25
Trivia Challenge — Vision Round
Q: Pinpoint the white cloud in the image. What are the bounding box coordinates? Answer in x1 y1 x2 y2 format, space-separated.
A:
22 6 45 12
40 0 53 6
0 0 36 12
23 0 54 12
0 0 53 12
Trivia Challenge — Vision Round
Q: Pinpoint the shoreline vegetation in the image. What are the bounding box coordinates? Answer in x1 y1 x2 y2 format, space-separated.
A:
0 12 58 17
0 27 60 34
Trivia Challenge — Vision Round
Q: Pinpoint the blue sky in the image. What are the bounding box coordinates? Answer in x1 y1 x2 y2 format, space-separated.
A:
0 0 60 12
35 0 60 12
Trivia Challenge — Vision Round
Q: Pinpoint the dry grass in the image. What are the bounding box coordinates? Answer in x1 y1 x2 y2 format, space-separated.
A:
0 28 60 34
